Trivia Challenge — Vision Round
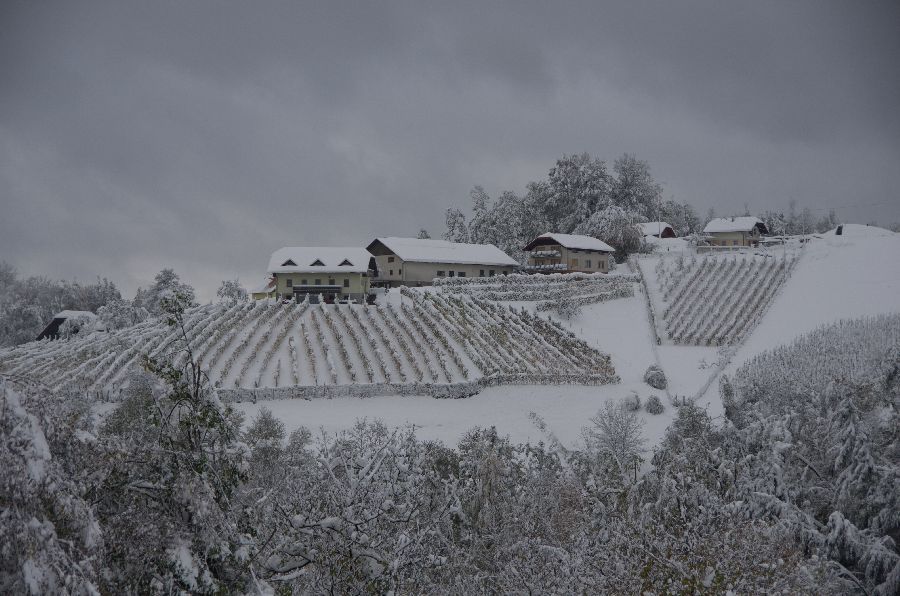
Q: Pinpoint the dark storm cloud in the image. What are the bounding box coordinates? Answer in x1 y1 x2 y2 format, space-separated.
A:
2 0 898 300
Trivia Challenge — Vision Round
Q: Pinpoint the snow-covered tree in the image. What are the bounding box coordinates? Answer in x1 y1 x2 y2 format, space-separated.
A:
96 298 149 331
416 228 431 239
573 205 644 256
216 279 248 305
0 384 102 595
136 268 197 316
611 153 661 219
443 208 469 243
583 401 645 481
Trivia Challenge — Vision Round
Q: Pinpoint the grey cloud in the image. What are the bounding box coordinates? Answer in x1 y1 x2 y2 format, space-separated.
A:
1 0 898 301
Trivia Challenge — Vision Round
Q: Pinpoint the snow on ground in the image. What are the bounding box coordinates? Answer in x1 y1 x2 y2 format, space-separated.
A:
235 381 673 450
656 344 721 399
545 285 656 384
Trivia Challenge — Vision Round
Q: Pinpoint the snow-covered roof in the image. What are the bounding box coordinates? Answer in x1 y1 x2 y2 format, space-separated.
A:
267 247 372 274
637 222 674 237
54 310 97 320
367 237 518 266
703 217 766 234
524 233 615 253
251 278 276 294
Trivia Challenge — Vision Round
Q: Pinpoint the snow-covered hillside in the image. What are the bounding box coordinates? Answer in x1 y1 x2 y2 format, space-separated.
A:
698 225 900 409
5 226 898 451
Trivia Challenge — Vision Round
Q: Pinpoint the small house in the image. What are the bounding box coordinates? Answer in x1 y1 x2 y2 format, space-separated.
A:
366 237 518 286
36 310 97 341
250 278 277 300
267 247 374 302
703 217 768 247
638 222 676 239
522 233 615 274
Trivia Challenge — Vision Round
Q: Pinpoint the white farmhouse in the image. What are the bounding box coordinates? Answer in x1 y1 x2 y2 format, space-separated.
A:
366 237 518 286
267 247 374 302
703 217 768 247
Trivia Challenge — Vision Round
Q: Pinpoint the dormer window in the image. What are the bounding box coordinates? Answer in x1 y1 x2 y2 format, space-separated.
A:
281 259 297 267
338 259 353 266
310 259 325 266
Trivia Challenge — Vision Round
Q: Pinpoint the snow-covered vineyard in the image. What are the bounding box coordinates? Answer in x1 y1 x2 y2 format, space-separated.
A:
640 251 798 345
0 291 617 399
434 270 636 311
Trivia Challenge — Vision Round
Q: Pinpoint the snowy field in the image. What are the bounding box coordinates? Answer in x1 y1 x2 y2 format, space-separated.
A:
235 381 672 450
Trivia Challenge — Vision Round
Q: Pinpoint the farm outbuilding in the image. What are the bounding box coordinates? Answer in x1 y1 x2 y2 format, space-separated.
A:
638 222 676 239
36 310 97 341
702 217 769 247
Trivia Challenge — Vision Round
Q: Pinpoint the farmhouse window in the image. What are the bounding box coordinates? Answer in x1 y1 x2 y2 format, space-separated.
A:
315 279 321 285
480 269 485 277
586 259 592 268
343 278 349 288
458 272 466 277
328 278 335 285
286 278 293 287
449 271 455 277
301 279 308 285
389 269 393 276
388 256 395 263
437 270 445 277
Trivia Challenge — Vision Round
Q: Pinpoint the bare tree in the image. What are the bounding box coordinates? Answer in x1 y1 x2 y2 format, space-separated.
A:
583 401 645 480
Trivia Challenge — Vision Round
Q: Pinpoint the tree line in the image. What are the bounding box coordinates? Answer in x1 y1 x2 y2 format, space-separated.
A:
436 152 894 261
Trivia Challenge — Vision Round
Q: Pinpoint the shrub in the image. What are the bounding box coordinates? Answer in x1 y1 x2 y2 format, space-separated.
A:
643 364 667 389
623 392 641 411
645 394 664 415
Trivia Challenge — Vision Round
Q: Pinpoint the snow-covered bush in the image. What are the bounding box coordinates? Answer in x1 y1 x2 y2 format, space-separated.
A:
645 393 664 414
97 298 149 331
643 364 667 389
623 392 642 411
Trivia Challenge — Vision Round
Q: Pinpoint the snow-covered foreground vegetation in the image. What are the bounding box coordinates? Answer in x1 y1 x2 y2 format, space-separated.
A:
0 291 618 398
4 312 898 593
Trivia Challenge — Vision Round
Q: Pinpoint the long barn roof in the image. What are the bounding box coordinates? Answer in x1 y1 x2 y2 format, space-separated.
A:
367 237 518 266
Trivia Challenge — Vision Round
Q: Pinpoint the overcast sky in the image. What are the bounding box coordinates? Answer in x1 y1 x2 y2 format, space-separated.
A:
2 1 898 301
